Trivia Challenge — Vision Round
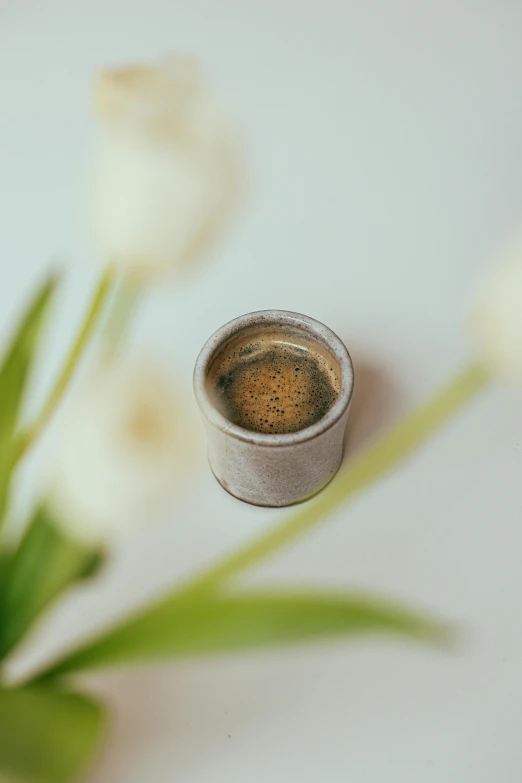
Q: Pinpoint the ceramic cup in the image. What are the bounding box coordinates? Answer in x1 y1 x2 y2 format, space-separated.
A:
193 310 354 507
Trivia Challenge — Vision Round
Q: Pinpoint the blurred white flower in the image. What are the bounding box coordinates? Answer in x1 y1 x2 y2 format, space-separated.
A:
50 361 193 545
89 55 243 281
470 232 522 384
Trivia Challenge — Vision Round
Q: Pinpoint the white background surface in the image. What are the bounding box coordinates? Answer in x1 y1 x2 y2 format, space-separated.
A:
2 1 522 781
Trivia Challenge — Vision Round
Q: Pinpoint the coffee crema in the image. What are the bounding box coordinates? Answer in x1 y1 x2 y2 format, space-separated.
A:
207 326 340 434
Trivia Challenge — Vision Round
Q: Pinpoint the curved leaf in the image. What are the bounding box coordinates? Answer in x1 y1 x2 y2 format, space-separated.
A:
38 591 450 679
0 685 106 783
0 275 59 524
0 507 103 659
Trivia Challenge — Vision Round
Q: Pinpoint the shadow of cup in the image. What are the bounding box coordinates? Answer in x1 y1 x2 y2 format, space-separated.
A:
343 352 403 460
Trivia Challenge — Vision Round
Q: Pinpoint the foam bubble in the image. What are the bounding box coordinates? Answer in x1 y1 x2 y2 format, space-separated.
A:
210 332 339 434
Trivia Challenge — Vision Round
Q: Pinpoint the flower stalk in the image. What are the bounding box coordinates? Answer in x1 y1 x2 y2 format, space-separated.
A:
13 267 115 465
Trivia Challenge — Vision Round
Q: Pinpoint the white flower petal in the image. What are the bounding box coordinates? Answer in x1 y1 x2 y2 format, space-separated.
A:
50 361 193 545
89 56 243 280
470 233 522 384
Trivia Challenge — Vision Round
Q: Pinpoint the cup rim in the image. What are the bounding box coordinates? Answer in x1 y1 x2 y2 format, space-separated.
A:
193 310 354 447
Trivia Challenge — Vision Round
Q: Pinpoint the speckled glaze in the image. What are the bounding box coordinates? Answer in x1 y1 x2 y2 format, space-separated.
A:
193 310 354 507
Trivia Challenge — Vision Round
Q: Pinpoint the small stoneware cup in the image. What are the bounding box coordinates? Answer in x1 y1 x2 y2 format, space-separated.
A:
193 310 354 507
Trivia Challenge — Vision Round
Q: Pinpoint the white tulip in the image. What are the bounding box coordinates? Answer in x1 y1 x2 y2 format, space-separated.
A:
89 55 243 281
50 361 193 545
470 232 522 384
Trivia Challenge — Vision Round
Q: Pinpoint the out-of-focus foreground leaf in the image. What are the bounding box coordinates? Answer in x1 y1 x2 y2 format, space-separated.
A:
38 591 450 679
0 684 106 783
0 275 58 522
0 507 102 659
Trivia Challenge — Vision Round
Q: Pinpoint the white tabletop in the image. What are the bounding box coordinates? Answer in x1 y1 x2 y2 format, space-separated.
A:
2 1 522 781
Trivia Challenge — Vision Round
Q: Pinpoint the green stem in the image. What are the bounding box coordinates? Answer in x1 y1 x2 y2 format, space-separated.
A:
179 361 489 597
101 276 141 361
13 267 115 463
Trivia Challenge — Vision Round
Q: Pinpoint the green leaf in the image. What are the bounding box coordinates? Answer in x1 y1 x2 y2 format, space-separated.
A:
14 267 114 464
38 591 450 679
0 684 106 783
0 507 103 659
0 275 59 524
0 548 10 591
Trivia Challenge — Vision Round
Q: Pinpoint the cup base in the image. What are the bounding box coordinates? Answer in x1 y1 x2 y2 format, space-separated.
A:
208 459 343 508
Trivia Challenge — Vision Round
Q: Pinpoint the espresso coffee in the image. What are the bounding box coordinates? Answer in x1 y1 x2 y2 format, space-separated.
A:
207 326 339 434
